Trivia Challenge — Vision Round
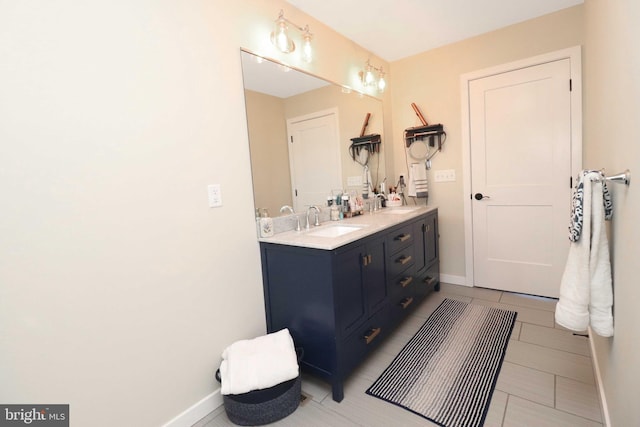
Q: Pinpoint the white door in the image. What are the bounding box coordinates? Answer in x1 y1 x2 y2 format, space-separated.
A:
469 59 573 298
287 109 342 212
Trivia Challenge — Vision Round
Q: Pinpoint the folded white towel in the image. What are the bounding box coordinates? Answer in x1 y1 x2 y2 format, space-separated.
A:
555 171 614 337
408 163 428 198
219 328 299 395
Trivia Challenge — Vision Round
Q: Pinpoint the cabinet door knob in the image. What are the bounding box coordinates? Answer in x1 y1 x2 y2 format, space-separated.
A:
364 327 381 344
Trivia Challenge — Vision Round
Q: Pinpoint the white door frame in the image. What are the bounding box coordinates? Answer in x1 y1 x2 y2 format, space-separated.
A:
460 46 583 288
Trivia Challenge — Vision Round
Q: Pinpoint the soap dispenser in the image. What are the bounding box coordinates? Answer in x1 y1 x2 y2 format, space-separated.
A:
258 208 274 238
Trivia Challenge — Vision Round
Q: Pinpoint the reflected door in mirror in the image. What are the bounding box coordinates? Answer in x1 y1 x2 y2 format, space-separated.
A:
288 109 342 212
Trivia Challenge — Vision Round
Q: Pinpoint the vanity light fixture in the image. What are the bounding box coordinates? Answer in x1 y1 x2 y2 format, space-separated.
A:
270 9 313 63
360 59 387 93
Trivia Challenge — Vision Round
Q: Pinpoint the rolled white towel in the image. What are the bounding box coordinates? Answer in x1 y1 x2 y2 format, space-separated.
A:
219 328 299 395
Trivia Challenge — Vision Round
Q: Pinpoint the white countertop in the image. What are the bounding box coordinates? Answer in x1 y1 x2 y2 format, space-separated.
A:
258 206 437 250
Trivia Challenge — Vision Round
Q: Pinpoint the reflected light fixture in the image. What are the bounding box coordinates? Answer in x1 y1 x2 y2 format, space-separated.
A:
361 60 387 93
270 9 313 63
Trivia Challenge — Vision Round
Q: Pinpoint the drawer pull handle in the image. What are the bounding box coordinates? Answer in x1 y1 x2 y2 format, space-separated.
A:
364 327 381 344
395 233 411 242
424 276 436 286
400 297 414 309
399 276 413 288
397 255 412 265
362 254 373 266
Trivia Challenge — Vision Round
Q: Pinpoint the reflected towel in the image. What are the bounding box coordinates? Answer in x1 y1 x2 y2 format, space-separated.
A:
219 328 299 395
555 171 614 337
408 163 428 198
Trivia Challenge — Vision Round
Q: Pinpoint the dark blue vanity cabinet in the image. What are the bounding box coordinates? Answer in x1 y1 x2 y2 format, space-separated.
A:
259 210 439 402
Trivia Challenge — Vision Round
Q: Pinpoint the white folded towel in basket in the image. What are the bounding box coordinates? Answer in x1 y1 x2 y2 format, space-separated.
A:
219 328 299 395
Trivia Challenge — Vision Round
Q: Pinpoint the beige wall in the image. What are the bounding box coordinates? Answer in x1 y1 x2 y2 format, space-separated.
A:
389 6 584 279
0 1 387 426
584 0 640 425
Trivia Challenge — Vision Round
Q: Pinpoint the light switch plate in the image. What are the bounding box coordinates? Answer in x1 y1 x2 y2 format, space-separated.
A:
208 184 222 207
347 175 363 186
434 169 456 182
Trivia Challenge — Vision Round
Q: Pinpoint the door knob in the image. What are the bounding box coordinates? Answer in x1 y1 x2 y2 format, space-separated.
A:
474 193 490 200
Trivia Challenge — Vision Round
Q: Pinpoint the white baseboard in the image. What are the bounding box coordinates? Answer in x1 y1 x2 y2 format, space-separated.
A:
587 327 611 427
439 274 467 286
162 389 223 427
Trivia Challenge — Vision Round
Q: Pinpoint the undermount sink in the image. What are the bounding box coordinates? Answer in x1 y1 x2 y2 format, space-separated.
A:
306 224 366 238
379 207 419 214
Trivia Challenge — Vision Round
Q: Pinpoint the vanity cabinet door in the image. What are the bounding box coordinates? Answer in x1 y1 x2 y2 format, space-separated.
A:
424 212 438 266
334 244 367 337
334 235 387 337
413 211 439 272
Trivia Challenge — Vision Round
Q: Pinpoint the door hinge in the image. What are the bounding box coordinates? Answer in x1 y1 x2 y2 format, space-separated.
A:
569 79 572 92
290 136 293 143
570 176 573 188
295 189 298 196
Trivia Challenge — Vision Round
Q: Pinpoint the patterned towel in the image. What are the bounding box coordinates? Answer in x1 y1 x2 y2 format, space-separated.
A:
568 170 612 242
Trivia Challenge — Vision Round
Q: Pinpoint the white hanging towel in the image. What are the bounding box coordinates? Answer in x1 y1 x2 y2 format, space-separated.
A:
362 165 373 196
408 163 428 198
555 171 614 337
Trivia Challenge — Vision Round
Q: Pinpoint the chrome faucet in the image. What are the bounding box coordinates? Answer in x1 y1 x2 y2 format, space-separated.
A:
305 205 321 229
374 193 386 211
280 205 301 231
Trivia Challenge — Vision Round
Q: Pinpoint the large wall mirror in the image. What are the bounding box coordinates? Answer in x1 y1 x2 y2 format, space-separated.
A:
240 50 386 216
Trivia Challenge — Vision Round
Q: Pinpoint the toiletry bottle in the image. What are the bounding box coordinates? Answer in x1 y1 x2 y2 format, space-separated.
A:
330 205 339 221
255 208 263 237
342 194 350 218
259 209 274 237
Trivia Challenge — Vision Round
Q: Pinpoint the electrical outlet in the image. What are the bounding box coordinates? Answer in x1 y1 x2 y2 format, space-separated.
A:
434 169 456 182
208 184 222 207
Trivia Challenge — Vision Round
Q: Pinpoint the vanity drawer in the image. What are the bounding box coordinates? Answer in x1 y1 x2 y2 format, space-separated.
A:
390 266 416 298
340 306 389 374
387 223 414 254
387 244 415 278
389 292 421 325
417 262 440 297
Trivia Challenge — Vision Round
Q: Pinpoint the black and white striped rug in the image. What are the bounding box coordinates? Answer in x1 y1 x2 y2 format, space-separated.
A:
366 298 517 427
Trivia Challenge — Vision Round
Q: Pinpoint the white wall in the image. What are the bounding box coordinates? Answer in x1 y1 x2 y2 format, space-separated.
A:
0 1 387 426
583 1 640 425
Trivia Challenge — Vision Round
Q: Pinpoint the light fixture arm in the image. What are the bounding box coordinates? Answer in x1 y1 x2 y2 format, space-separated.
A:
361 59 388 93
271 9 313 62
276 9 311 36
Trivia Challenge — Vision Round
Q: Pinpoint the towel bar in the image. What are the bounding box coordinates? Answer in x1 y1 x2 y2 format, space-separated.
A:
604 169 630 185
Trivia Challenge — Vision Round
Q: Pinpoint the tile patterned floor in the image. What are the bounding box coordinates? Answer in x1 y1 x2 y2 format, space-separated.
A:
194 284 604 426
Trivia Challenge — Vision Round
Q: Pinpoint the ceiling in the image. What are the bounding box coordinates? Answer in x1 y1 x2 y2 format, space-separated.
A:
286 0 584 62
